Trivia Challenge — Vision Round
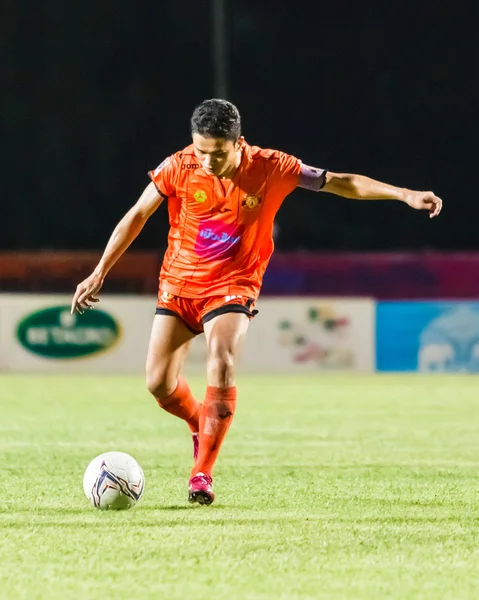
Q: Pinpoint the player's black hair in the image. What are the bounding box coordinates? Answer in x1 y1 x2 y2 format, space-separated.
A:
191 99 241 141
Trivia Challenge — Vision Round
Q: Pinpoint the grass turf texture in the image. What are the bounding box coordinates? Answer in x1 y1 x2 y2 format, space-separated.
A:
1 374 479 600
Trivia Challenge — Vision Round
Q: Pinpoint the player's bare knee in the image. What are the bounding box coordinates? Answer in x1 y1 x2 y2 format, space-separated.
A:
207 348 235 387
145 369 177 400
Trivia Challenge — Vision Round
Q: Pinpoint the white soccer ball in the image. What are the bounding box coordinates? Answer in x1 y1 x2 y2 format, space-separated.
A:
83 451 145 510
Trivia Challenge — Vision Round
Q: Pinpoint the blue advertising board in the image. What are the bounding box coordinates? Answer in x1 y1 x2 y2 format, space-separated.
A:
376 302 479 372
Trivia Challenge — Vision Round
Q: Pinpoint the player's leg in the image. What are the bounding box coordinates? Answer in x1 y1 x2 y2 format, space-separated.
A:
146 314 202 441
188 312 249 504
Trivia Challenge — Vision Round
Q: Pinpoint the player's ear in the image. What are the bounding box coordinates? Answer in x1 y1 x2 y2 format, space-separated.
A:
236 136 244 150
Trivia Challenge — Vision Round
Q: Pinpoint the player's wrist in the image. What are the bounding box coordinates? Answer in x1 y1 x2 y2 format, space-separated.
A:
397 188 411 203
93 265 107 281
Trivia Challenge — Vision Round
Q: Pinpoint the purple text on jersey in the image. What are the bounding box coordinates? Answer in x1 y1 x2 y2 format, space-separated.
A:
195 220 242 259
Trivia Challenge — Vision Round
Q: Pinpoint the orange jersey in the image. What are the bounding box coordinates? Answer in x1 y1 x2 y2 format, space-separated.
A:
148 141 301 298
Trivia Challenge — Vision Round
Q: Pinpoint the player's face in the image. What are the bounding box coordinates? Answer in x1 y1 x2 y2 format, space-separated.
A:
192 134 240 178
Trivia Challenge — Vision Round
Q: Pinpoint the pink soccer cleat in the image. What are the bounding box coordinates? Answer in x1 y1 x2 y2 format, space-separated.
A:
192 432 199 461
188 472 214 505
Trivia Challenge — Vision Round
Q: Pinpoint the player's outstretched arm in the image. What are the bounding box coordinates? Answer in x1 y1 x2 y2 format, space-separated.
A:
71 182 165 314
321 171 442 218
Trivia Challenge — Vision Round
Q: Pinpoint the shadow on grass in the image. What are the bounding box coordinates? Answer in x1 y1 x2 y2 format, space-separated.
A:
0 502 235 515
0 506 189 516
3 509 478 530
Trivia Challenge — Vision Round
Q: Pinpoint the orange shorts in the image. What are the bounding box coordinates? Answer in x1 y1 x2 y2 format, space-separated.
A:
156 291 258 334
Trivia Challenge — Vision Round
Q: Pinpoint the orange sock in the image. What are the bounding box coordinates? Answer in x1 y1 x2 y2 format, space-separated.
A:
155 376 201 433
192 386 237 477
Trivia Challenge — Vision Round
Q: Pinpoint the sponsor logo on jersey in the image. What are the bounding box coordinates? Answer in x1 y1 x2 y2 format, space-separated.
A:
16 306 120 359
241 194 262 210
198 229 241 245
194 190 207 203
195 220 242 259
182 163 201 170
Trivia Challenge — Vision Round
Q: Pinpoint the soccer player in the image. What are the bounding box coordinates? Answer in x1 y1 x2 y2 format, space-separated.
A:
71 99 442 505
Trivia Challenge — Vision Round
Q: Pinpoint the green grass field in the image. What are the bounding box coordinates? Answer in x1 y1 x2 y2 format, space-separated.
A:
1 374 479 600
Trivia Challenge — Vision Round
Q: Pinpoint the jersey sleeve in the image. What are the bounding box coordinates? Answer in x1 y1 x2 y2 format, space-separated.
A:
270 151 302 197
148 155 177 198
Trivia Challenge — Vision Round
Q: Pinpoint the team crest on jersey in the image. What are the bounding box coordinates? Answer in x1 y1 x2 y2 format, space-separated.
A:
194 190 207 203
242 195 262 210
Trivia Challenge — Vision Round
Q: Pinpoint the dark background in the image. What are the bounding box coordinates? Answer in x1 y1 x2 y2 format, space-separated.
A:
1 1 474 253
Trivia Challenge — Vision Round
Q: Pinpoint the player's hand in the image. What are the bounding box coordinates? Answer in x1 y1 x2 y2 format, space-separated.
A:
404 191 443 218
71 272 104 314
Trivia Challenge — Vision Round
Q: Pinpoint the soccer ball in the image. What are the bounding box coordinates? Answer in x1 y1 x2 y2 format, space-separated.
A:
83 451 145 510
